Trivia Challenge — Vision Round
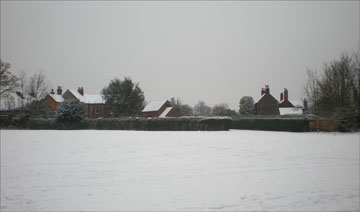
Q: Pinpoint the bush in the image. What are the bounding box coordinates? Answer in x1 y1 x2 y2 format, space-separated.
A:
56 99 86 122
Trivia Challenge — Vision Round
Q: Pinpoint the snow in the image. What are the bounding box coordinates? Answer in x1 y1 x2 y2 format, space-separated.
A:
49 94 64 103
68 90 105 104
142 100 167 112
159 107 173 117
1 130 359 211
83 94 105 104
279 107 303 115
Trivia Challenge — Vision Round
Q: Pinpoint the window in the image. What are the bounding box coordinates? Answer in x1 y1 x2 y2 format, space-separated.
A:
95 105 99 114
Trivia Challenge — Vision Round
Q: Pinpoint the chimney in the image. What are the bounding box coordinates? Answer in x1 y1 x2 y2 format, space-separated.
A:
280 93 284 101
261 88 265 95
284 88 288 101
57 86 62 95
50 89 55 95
265 85 270 94
78 87 84 96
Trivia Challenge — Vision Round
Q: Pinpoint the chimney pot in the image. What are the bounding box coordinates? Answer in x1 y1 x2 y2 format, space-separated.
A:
78 87 84 96
57 86 62 95
265 85 270 94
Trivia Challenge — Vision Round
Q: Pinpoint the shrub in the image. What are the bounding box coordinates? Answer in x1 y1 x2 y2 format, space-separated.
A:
56 99 86 122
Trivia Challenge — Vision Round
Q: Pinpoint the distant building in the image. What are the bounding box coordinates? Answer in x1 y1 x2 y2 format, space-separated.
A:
255 85 280 115
141 100 180 118
44 86 110 118
278 88 303 116
62 87 110 118
278 88 294 108
44 86 64 110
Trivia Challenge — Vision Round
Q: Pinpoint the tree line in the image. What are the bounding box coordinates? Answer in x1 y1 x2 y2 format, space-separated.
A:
0 61 243 118
0 60 53 117
1 48 359 130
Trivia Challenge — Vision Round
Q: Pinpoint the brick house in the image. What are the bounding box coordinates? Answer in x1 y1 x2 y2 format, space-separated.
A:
255 85 280 115
62 87 110 118
43 86 64 110
44 86 110 118
141 100 180 118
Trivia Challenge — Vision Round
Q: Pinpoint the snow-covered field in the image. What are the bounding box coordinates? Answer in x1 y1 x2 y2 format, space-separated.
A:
1 130 359 211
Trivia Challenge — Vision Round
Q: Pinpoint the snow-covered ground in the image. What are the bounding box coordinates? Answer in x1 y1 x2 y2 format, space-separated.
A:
1 130 359 211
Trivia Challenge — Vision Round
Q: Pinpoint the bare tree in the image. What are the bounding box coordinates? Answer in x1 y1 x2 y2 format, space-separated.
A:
303 69 320 114
27 70 49 103
0 59 19 96
211 103 236 116
16 70 27 108
303 50 360 130
193 100 211 116
170 97 193 116
2 93 15 110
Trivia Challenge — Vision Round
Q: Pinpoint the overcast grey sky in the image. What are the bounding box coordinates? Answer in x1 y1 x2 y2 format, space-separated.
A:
1 1 359 110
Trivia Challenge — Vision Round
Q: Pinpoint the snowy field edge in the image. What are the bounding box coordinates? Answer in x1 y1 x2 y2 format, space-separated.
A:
1 130 359 211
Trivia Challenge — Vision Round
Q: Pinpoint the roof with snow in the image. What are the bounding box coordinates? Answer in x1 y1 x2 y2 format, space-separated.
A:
279 107 303 115
67 90 105 104
49 94 64 103
159 107 173 117
142 100 168 112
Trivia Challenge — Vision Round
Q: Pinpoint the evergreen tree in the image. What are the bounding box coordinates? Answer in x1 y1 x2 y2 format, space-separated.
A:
101 77 145 117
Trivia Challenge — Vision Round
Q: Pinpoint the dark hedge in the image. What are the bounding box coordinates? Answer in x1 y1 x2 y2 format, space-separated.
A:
231 118 309 132
4 117 232 131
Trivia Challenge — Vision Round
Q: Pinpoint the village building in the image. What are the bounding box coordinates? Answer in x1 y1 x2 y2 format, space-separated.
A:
278 88 303 116
62 87 110 118
44 86 110 118
278 88 294 108
141 100 180 118
255 85 280 115
43 86 64 110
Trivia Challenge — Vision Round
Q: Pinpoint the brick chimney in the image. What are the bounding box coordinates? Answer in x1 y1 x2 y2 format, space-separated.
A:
261 88 265 95
284 88 288 101
78 87 84 96
280 92 284 101
50 89 55 95
57 86 62 95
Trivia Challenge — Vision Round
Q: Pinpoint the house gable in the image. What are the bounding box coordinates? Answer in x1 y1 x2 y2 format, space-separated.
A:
255 85 280 115
44 94 64 110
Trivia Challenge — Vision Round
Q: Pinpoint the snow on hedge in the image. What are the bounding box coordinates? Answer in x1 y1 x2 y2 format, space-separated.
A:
1 130 358 211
